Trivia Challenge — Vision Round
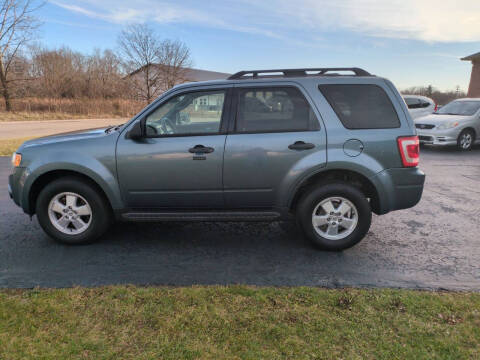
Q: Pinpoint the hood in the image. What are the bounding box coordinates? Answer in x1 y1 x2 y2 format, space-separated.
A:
20 127 113 149
414 113 471 125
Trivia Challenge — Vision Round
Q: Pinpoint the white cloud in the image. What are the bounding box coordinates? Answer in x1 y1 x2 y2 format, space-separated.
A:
51 0 480 43
50 1 110 21
297 0 480 42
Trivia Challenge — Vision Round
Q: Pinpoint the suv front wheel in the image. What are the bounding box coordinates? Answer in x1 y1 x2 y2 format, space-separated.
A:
36 177 112 245
296 182 372 251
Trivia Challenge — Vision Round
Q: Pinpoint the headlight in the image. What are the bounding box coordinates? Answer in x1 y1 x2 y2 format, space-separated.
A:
11 152 22 167
437 121 459 130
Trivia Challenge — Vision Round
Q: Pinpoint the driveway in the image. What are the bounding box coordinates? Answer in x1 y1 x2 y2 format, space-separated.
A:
0 118 127 140
1 147 479 289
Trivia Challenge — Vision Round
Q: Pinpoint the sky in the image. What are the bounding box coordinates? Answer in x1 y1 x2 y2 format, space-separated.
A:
37 0 480 92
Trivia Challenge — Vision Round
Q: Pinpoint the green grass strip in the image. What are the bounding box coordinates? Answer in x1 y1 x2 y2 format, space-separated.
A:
1 285 479 359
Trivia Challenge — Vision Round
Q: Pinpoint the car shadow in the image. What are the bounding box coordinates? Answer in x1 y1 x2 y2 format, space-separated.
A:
99 220 310 250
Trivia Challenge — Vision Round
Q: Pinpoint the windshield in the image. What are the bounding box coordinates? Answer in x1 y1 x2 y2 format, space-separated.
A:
435 101 480 116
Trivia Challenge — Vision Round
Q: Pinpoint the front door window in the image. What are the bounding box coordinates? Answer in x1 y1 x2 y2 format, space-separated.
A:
145 90 226 136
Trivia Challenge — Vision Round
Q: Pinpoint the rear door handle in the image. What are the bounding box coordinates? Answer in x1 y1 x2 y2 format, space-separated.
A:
189 145 215 154
288 141 315 150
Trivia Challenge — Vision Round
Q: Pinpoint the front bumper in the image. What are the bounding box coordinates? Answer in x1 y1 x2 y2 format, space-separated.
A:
416 128 460 146
8 168 25 208
8 182 13 199
371 167 425 215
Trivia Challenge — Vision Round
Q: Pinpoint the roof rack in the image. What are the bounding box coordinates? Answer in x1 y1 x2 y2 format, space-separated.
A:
228 67 371 80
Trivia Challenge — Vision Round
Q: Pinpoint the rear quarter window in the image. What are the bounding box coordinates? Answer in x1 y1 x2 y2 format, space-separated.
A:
319 84 400 129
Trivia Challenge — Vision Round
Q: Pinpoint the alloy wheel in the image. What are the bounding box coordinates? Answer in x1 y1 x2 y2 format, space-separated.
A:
460 132 473 150
311 196 358 240
48 192 92 235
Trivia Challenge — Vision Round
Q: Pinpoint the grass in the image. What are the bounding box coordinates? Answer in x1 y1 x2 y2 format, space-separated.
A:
0 98 144 121
0 286 479 359
0 137 34 156
0 111 126 121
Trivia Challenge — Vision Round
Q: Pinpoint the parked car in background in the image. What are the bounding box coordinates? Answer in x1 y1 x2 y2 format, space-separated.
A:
403 95 437 119
9 67 425 251
415 98 480 150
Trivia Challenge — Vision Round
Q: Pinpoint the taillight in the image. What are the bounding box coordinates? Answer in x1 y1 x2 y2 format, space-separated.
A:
397 136 419 167
434 103 438 112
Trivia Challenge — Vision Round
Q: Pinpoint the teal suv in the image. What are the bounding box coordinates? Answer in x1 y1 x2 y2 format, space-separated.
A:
9 68 425 250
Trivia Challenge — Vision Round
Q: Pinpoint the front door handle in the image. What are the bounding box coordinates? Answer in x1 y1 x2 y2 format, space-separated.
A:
189 145 215 154
288 141 315 150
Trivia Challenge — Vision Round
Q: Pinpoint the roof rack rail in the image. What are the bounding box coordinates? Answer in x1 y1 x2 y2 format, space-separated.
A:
228 67 371 80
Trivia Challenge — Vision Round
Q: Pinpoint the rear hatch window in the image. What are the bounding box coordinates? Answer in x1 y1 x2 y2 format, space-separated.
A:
319 84 400 129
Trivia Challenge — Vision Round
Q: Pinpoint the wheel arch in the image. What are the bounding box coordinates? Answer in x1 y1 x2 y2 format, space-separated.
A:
460 127 476 138
27 169 114 216
288 169 381 214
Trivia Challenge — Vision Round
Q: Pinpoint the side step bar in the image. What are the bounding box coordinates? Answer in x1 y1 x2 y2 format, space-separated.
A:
121 211 282 222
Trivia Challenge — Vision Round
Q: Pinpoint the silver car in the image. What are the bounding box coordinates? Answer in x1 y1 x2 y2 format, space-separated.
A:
415 98 480 150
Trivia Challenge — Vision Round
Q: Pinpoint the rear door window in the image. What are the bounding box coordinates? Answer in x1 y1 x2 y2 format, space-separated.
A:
319 84 400 129
236 87 319 133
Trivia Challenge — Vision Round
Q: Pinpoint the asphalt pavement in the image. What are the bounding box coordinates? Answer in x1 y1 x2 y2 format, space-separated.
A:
1 146 479 289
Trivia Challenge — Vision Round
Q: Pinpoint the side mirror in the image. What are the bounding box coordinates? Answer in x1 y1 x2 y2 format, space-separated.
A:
126 121 143 140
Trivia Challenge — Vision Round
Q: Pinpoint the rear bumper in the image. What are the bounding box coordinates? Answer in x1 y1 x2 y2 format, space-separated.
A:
371 167 425 215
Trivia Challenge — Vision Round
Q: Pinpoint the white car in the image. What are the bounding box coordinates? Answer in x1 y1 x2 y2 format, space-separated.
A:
403 95 437 119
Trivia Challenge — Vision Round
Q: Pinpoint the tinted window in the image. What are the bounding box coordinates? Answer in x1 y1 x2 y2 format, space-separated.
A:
236 87 319 133
145 90 226 136
319 84 400 129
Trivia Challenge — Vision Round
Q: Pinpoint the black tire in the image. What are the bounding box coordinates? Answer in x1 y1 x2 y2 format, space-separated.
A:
457 129 475 151
296 182 372 251
36 177 112 245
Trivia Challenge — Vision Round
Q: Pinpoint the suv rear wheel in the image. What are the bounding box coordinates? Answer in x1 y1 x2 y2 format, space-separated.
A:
36 177 112 245
296 182 371 251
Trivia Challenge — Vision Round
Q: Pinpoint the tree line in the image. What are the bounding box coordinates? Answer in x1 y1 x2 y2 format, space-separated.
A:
0 0 192 112
401 85 466 106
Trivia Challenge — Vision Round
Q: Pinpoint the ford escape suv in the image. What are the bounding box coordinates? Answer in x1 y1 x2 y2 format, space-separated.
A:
9 67 425 250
